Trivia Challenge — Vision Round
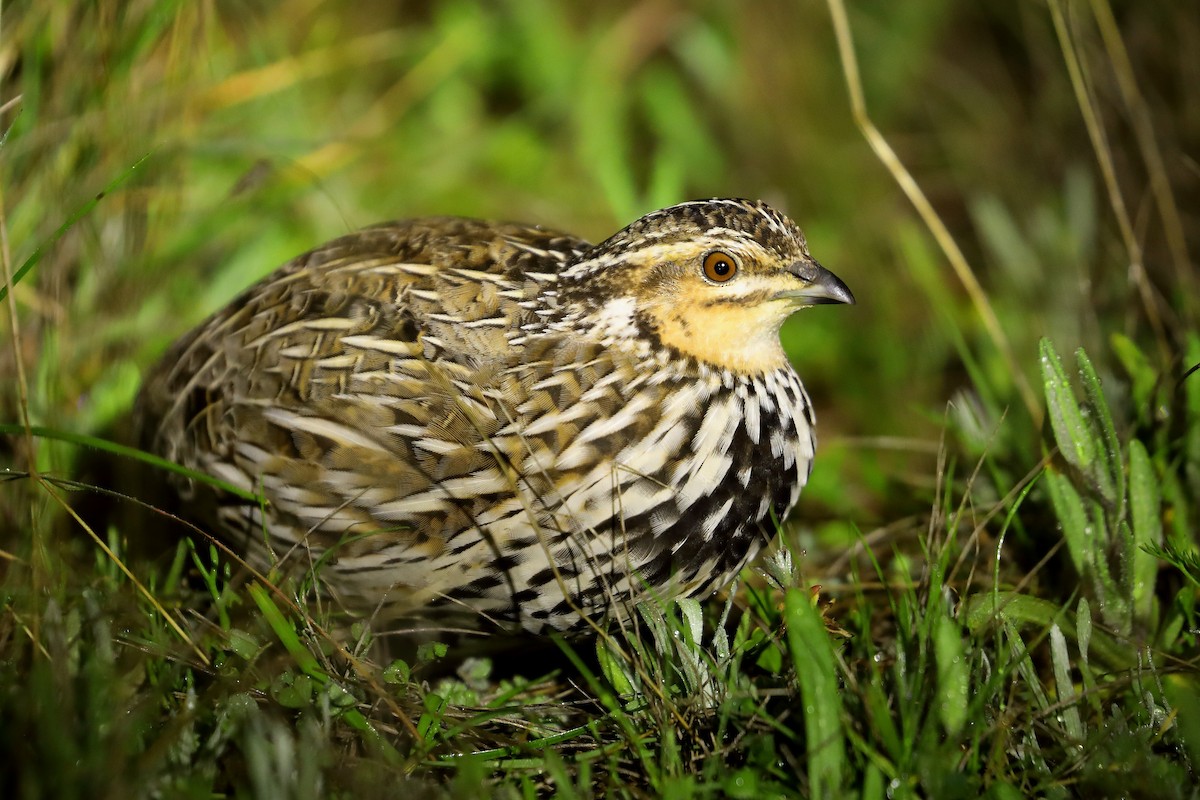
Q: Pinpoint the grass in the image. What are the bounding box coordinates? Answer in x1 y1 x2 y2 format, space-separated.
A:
3 1 1199 797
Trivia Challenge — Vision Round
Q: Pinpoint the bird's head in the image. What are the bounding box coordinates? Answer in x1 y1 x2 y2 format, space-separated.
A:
559 199 854 374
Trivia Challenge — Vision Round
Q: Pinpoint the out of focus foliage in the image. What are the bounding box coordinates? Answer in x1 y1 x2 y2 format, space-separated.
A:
2 2 1197 797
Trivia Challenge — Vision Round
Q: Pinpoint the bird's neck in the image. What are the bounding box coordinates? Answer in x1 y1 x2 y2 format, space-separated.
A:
542 287 794 376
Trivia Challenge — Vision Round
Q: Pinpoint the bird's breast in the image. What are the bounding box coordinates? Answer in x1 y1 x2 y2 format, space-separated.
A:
483 361 817 613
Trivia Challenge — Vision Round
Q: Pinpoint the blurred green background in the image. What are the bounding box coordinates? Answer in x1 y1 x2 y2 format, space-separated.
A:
3 0 1195 577
3 1 1199 795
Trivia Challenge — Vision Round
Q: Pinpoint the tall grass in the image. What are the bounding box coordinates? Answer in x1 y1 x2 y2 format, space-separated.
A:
3 1 1198 796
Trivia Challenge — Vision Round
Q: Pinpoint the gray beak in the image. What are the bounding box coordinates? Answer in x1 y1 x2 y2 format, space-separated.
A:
786 259 856 306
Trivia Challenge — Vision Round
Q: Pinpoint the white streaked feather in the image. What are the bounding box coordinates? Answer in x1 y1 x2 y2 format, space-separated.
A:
676 449 732 509
260 407 390 453
372 494 455 518
698 497 735 542
688 394 736 465
572 391 655 446
613 412 692 479
314 354 360 369
340 335 422 356
742 384 761 443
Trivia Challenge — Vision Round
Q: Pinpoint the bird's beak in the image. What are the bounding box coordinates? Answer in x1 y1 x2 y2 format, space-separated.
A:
778 259 856 306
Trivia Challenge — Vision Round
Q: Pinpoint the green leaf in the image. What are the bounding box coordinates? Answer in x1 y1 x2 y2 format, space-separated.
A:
271 670 316 709
1043 468 1092 576
962 592 1131 670
1143 540 1200 588
595 638 637 697
863 676 903 762
417 692 448 744
1162 673 1200 770
635 600 672 658
755 643 784 674
1048 624 1083 741
675 598 704 649
1182 334 1200 502
1110 332 1157 417
784 589 845 798
1039 339 1095 473
1075 598 1092 674
417 641 449 664
383 659 411 685
722 767 761 800
1127 439 1162 620
1075 347 1121 504
934 610 968 737
227 629 262 662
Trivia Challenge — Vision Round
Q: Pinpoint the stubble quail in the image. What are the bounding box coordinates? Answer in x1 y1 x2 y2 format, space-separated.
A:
137 199 854 633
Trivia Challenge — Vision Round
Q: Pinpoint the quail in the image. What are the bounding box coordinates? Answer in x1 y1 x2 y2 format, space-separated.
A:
137 199 854 633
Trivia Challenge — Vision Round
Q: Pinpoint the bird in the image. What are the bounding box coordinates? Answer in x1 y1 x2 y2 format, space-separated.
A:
136 198 854 634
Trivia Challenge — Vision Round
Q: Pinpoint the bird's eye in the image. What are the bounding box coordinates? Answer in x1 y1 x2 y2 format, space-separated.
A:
702 251 738 283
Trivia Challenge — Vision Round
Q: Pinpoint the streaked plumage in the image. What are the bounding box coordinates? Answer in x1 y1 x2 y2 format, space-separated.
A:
137 199 853 632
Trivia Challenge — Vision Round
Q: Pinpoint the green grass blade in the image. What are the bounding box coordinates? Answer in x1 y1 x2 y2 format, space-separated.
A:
249 583 324 678
0 422 262 502
784 589 845 798
0 152 152 304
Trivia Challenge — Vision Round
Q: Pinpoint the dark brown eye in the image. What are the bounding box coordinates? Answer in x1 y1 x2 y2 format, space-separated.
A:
703 251 738 283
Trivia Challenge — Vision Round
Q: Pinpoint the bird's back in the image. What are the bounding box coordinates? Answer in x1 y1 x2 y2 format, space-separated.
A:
138 219 592 618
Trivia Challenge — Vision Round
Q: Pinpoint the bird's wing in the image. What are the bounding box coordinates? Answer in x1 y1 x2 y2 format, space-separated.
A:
135 218 591 594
